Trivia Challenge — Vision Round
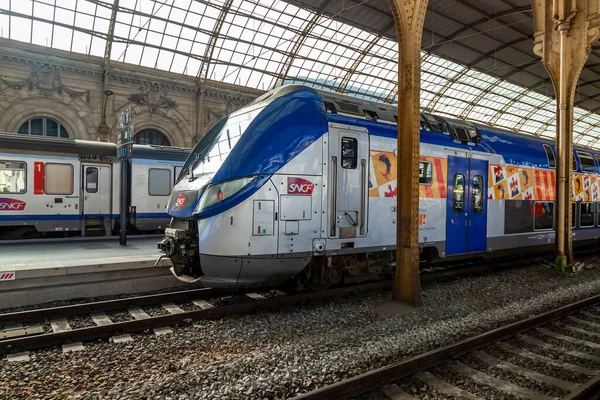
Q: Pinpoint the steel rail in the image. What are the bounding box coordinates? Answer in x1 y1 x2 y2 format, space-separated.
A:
296 292 600 399
0 287 229 325
0 280 390 355
0 249 579 325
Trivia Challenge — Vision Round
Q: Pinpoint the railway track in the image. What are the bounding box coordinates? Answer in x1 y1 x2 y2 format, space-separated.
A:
0 280 394 357
0 249 592 359
297 293 600 400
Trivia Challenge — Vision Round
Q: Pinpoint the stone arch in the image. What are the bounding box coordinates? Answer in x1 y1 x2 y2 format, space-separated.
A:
110 103 191 147
0 88 96 139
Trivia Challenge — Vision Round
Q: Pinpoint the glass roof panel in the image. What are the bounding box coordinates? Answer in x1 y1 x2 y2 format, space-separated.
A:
4 0 600 148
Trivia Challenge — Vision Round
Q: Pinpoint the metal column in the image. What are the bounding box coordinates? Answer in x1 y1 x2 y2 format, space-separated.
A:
531 0 600 265
388 0 429 307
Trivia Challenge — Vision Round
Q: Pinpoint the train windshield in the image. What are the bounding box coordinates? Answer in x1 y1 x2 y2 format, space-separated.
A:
178 107 262 183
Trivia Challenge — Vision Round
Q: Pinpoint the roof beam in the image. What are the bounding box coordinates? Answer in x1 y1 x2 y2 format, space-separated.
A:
273 12 320 89
197 0 234 82
104 0 119 62
424 6 532 53
453 0 530 39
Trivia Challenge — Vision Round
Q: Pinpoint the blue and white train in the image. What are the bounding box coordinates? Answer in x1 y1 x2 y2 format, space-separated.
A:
0 133 189 239
159 85 600 289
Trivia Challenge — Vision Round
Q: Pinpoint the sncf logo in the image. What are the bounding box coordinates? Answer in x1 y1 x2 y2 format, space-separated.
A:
175 194 186 207
0 198 26 211
288 177 315 195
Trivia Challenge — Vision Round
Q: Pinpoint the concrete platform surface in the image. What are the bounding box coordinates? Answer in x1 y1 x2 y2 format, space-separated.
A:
0 236 183 308
0 236 162 272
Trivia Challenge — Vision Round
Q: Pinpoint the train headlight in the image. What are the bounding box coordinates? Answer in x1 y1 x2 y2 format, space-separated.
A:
195 176 256 212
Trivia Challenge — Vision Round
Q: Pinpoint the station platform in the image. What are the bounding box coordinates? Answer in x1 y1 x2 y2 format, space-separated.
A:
0 236 183 309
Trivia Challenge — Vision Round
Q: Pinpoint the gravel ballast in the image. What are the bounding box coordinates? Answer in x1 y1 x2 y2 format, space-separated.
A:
4 262 600 399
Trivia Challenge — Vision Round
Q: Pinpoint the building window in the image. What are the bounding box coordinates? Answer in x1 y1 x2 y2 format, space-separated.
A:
18 117 69 138
134 129 170 146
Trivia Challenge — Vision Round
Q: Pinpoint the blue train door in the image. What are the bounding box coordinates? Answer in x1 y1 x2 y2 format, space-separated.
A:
446 157 488 255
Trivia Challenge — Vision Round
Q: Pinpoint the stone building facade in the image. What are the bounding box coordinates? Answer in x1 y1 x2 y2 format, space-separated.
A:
0 38 263 147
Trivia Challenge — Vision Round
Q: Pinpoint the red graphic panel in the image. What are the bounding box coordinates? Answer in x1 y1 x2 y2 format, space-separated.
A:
34 162 44 195
0 198 26 211
288 177 315 195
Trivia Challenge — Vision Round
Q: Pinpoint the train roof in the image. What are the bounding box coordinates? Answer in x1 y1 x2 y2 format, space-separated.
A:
247 86 600 171
130 144 190 162
0 132 116 158
0 133 190 163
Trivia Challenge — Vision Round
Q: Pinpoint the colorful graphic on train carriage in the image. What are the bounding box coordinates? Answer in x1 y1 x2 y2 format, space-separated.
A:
368 150 396 198
488 164 558 201
367 151 447 198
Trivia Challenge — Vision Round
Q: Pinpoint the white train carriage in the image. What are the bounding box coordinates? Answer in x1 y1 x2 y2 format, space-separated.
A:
159 85 600 289
0 133 189 239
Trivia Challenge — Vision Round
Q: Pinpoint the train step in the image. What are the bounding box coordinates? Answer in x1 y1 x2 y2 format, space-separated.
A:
84 217 108 236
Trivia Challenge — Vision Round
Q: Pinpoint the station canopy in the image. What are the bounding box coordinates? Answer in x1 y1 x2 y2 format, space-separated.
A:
3 0 600 148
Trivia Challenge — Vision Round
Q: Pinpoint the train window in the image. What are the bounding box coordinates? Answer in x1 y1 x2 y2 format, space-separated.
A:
504 201 534 234
0 160 27 194
578 152 596 173
534 201 554 230
86 167 98 194
543 145 555 168
44 163 74 195
148 168 171 196
472 175 484 214
595 155 600 170
580 202 595 227
419 162 432 184
341 137 357 169
573 202 577 228
452 174 465 214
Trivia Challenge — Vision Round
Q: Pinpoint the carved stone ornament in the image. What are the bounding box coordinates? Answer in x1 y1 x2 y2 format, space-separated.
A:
0 65 91 102
206 98 244 127
128 83 178 113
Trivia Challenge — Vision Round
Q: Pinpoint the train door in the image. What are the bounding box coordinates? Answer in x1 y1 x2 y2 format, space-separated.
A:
445 156 488 255
328 124 369 239
81 164 111 233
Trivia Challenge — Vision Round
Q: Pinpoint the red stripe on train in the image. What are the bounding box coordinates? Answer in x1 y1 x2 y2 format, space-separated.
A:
434 158 446 198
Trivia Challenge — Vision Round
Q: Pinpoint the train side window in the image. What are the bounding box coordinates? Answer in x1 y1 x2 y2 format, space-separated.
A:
0 160 27 194
472 175 484 214
578 152 596 173
85 167 98 194
595 155 600 171
543 144 555 168
419 162 433 184
573 202 577 228
148 168 171 196
534 201 554 230
44 163 73 195
341 137 357 169
452 174 465 214
504 201 534 234
580 202 595 227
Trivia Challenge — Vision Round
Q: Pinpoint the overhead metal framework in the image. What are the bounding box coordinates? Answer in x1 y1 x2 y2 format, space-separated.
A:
3 0 600 147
